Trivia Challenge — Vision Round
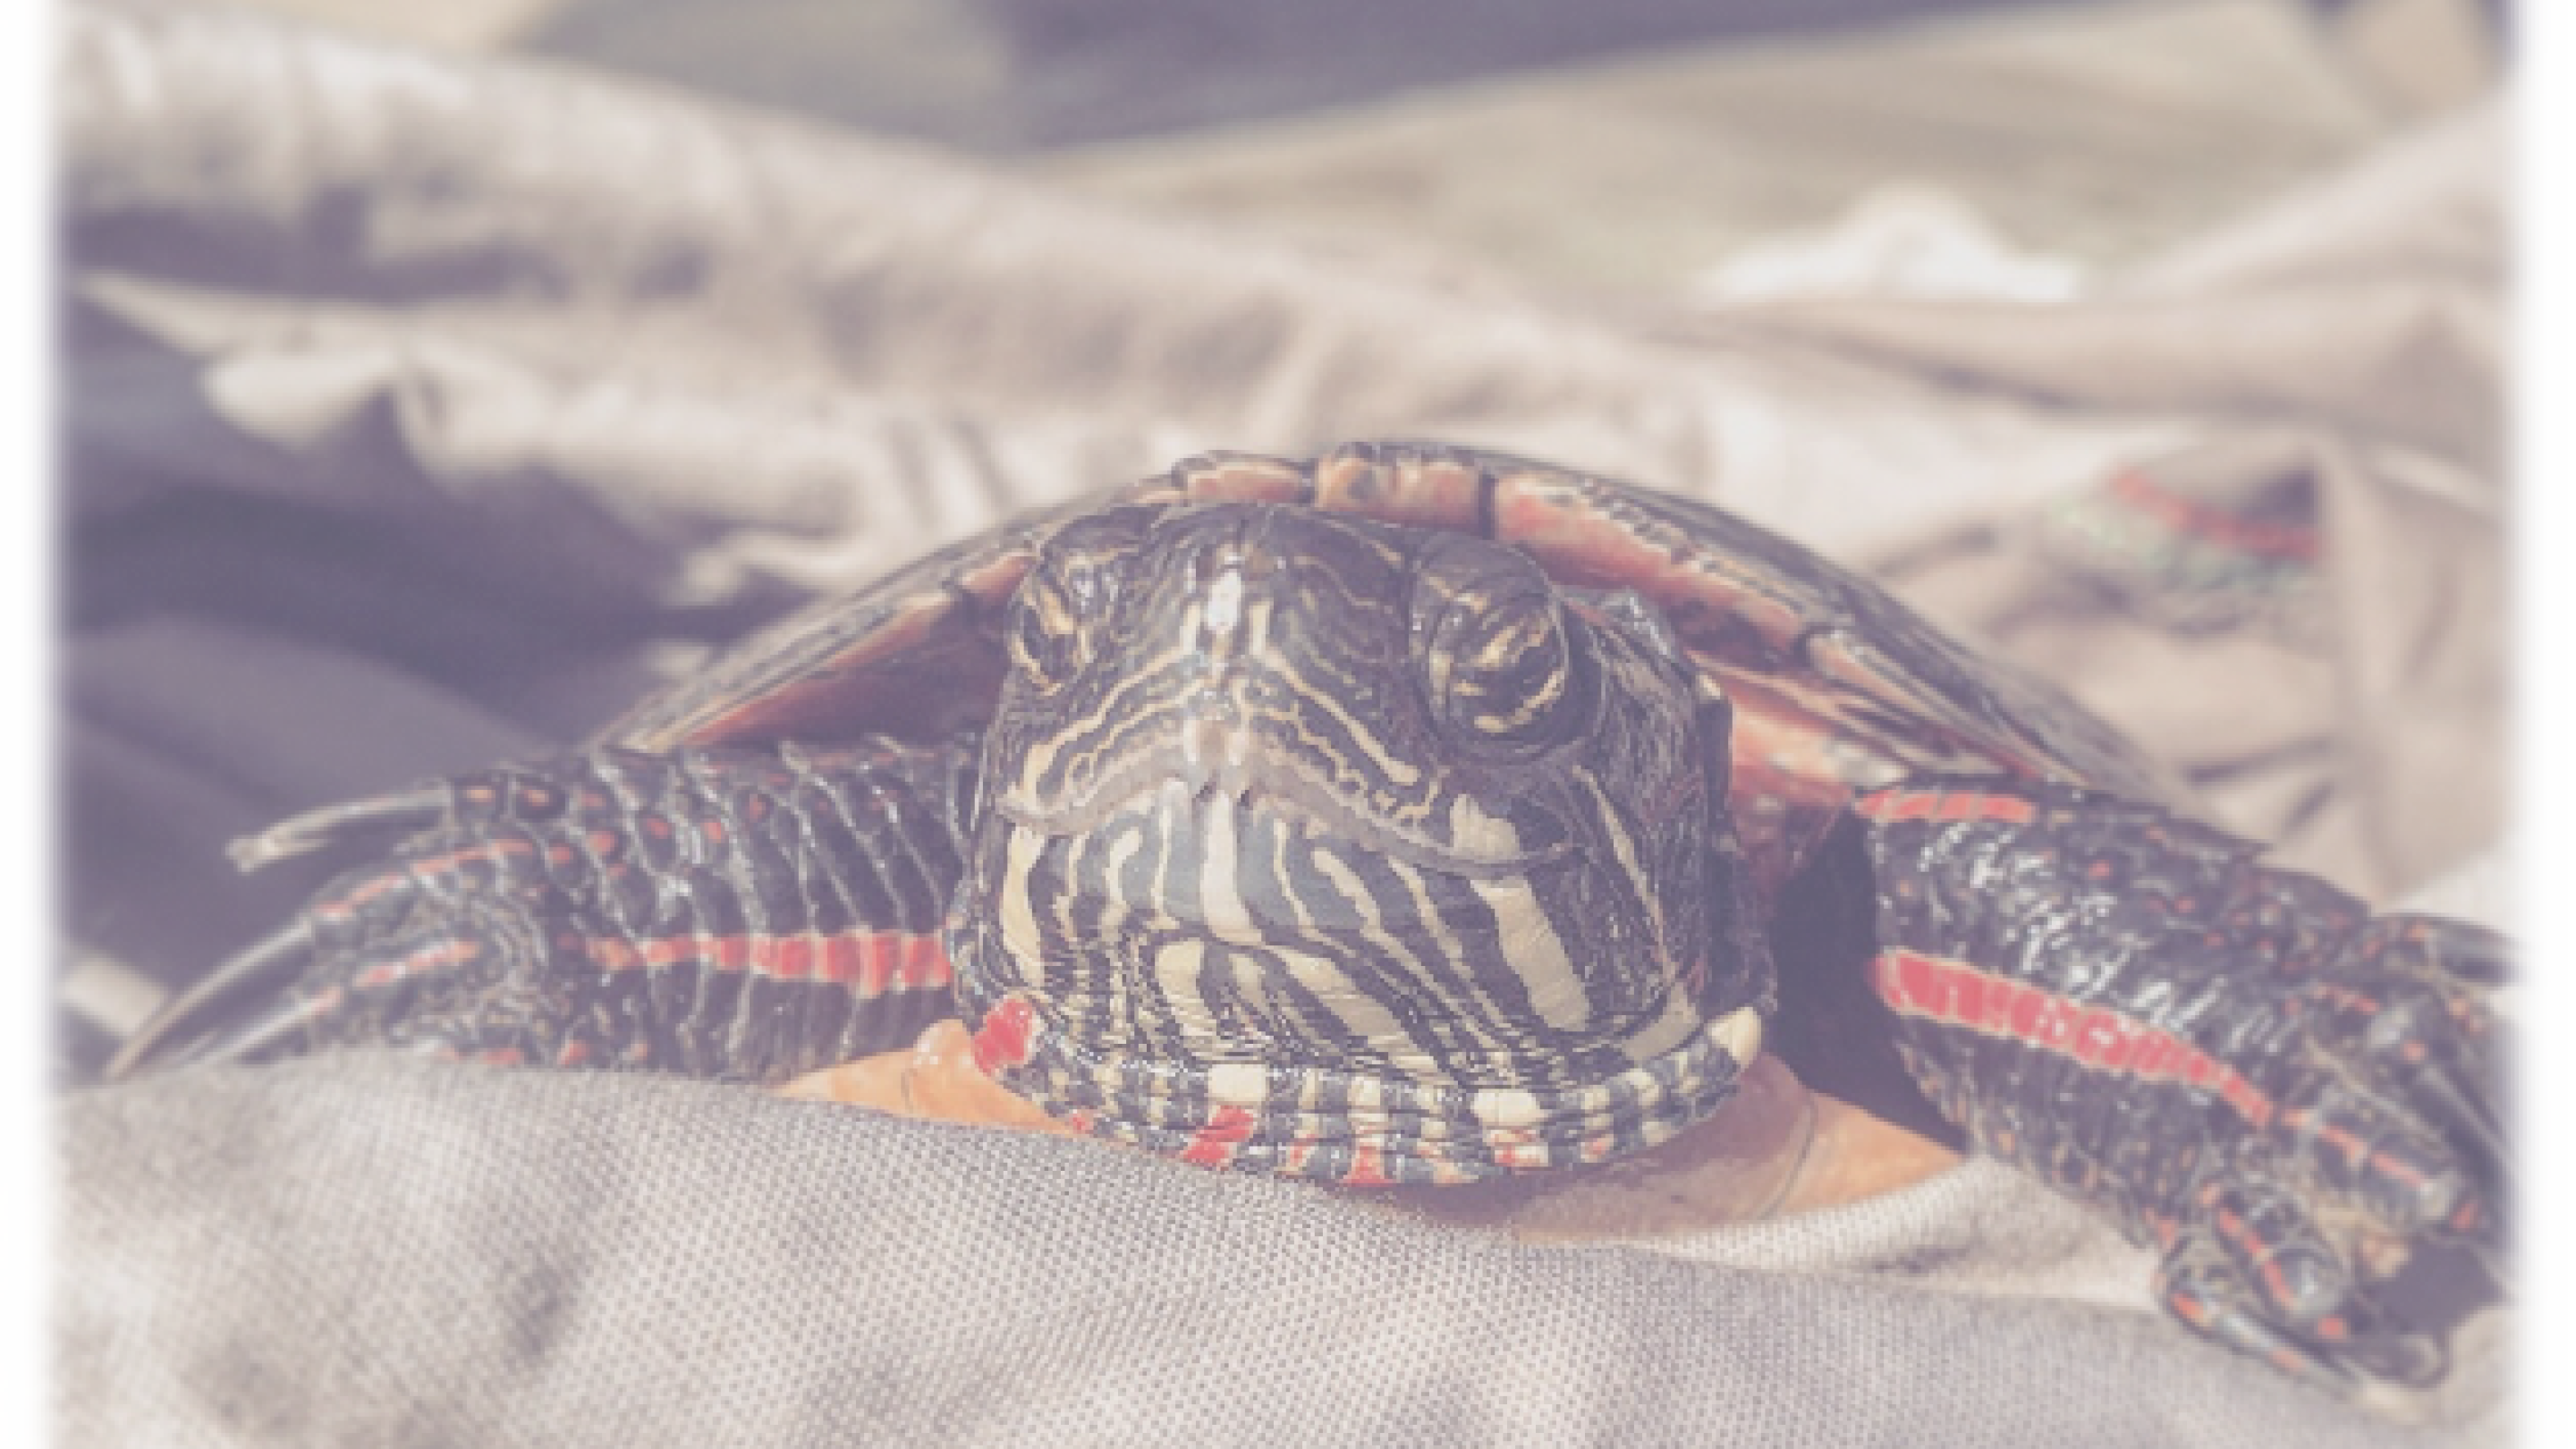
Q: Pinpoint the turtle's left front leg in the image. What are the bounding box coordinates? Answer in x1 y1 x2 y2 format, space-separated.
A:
105 737 982 1088
1849 780 2506 1397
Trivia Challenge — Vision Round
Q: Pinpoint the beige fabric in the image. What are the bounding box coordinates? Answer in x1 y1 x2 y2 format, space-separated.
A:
58 1 2510 1445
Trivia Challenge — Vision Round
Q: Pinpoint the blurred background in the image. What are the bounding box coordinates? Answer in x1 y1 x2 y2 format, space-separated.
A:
206 0 2503 292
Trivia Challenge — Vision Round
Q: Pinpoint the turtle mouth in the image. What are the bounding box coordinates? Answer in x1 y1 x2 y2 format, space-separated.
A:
996 767 1568 880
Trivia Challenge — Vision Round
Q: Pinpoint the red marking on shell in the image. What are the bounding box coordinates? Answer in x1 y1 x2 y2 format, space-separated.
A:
555 1040 594 1068
1494 479 1808 643
1178 454 1313 504
1853 787 2037 826
1178 1106 1258 1169
1873 951 2275 1129
953 551 1040 609
1344 1144 1393 1186
1312 449 1484 530
970 996 1039 1073
475 1047 526 1067
699 819 727 847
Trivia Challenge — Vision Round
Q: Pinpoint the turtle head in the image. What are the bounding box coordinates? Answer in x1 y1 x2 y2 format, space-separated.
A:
950 501 1773 1183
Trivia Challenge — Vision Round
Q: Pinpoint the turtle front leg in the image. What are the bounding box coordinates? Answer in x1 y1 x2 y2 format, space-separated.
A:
106 738 982 1088
1848 781 2506 1397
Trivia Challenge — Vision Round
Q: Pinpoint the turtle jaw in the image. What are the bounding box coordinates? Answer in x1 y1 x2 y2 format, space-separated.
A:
946 752 1770 1186
948 904 1771 1186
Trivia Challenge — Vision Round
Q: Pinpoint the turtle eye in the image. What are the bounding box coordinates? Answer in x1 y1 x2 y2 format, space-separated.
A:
1419 568 1584 755
1006 565 1092 693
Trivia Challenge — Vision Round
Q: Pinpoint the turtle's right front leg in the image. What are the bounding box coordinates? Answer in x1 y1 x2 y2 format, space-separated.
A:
105 737 984 1089
1845 780 2507 1399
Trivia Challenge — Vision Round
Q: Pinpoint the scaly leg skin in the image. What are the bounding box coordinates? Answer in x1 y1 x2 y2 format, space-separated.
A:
1852 779 2507 1402
106 738 984 1087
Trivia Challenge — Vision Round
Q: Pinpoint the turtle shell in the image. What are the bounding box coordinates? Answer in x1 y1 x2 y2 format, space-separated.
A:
612 442 2168 878
602 441 2173 1181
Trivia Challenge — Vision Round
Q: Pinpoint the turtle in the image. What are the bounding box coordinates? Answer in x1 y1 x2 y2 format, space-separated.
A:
106 441 2507 1401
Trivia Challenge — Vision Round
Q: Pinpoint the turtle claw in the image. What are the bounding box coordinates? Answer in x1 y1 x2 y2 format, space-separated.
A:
2157 1218 2446 1398
2175 909 2512 1394
103 917 319 1080
225 784 462 872
2279 926 2510 1255
1849 780 2509 1394
2157 1228 2357 1394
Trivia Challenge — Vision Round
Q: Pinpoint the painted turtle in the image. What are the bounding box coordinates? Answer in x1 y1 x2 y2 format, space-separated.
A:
108 442 2505 1400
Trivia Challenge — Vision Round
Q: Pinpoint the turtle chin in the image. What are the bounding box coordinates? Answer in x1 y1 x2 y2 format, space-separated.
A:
949 744 1768 1185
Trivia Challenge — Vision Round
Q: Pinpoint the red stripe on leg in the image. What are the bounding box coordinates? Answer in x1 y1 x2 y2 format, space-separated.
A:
1873 950 2275 1127
352 939 483 990
581 929 951 992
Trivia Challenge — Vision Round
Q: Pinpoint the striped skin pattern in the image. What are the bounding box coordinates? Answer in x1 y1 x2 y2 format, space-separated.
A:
1853 782 2505 1390
950 502 1775 1182
125 741 979 1084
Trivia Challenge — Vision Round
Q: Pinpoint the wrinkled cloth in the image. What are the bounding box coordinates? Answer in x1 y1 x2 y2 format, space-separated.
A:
57 1 2511 1445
